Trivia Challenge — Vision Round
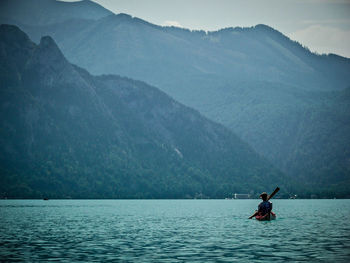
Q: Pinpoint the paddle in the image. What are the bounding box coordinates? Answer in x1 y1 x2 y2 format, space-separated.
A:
267 187 280 201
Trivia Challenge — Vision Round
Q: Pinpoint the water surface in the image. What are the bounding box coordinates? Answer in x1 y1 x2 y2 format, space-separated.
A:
1 199 349 262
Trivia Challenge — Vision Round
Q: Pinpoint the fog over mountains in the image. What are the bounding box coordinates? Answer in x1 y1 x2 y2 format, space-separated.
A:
1 0 349 197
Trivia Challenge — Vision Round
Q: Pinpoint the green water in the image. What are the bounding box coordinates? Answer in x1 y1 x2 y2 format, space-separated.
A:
1 199 349 262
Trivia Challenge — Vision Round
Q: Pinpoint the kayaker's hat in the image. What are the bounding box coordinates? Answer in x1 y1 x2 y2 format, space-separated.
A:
260 192 268 197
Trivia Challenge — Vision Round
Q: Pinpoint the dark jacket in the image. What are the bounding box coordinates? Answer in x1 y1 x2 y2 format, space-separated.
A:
258 201 272 215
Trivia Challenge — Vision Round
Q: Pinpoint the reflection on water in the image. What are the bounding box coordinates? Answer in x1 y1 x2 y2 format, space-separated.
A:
1 200 350 262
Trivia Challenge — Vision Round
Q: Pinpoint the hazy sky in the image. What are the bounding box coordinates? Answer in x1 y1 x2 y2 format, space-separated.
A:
65 0 350 57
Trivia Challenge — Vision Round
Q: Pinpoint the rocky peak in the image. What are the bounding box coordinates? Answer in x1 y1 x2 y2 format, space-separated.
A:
35 35 68 67
0 24 34 49
0 24 35 86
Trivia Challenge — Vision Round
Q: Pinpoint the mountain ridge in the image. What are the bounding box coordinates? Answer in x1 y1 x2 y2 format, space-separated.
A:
0 25 291 199
1 0 349 197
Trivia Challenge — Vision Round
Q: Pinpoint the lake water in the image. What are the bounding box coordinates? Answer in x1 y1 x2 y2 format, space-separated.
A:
1 199 349 262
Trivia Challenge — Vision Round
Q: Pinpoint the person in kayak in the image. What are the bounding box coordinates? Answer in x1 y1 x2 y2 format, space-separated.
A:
248 192 273 219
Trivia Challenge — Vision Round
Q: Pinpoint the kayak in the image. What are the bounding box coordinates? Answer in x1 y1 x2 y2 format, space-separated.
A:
255 212 276 221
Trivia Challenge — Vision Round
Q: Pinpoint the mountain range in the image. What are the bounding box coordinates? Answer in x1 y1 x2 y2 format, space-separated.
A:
0 0 349 197
0 24 290 198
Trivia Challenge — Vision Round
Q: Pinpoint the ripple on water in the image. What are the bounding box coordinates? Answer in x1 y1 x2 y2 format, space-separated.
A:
1 199 350 262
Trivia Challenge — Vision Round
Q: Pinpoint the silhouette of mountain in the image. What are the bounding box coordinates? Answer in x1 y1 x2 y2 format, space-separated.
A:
18 14 349 91
0 25 290 199
1 0 349 197
7 9 349 196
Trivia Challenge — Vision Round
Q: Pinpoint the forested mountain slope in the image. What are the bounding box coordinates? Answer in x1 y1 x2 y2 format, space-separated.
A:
1 0 349 197
0 25 289 199
10 12 349 196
